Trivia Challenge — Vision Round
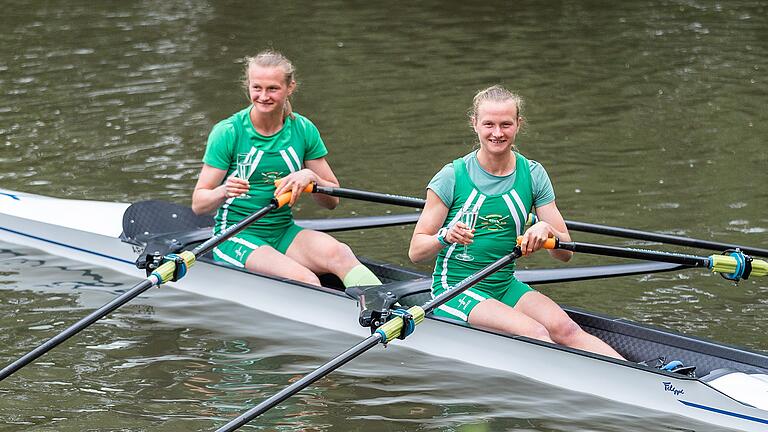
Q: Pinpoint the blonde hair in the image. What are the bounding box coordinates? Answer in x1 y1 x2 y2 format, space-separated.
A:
468 85 524 127
242 50 296 118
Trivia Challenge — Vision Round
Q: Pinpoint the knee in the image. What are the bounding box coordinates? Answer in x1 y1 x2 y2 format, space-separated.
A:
526 323 553 343
294 268 321 286
326 241 356 269
548 319 582 344
501 320 551 342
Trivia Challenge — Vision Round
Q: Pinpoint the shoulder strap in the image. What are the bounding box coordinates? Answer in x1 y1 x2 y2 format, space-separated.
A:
513 151 534 213
450 158 466 203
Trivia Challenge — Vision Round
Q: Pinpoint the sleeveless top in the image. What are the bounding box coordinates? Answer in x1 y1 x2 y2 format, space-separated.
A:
431 152 533 296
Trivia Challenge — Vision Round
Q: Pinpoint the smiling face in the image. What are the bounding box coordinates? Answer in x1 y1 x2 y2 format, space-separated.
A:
472 100 522 155
246 65 295 115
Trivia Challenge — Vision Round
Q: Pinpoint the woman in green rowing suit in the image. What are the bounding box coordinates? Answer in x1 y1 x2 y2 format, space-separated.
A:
409 85 623 359
192 50 381 288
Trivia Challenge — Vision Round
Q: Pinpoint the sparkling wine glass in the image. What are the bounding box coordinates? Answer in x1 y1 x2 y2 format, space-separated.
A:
236 153 251 199
455 209 479 261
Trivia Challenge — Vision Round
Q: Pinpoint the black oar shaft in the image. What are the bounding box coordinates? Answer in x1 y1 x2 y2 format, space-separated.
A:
566 221 768 257
313 186 425 209
422 250 520 313
215 335 382 432
556 241 711 268
0 279 154 380
193 202 276 257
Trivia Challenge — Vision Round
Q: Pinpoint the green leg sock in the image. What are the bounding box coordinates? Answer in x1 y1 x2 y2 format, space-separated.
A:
342 264 382 287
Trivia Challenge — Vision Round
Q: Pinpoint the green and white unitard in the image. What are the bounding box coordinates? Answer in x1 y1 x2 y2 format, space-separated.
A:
428 150 555 321
203 107 327 267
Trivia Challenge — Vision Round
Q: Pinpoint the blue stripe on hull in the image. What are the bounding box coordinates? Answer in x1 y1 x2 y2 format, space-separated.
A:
679 400 768 424
0 226 134 265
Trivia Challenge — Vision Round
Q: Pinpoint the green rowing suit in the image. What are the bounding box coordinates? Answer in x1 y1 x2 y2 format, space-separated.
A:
431 151 535 321
202 107 327 266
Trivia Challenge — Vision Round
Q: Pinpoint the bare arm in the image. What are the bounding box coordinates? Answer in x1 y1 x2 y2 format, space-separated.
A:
273 157 340 209
518 201 573 262
191 164 249 215
408 190 474 263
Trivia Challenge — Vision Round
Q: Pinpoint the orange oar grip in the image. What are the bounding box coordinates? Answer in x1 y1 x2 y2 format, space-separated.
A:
274 178 315 193
543 237 558 249
274 192 293 208
516 236 558 249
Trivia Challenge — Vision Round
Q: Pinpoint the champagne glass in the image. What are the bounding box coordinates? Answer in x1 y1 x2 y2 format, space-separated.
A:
455 209 479 262
236 153 251 199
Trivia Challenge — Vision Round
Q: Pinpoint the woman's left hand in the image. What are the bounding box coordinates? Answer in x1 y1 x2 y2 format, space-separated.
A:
274 169 318 207
518 221 556 256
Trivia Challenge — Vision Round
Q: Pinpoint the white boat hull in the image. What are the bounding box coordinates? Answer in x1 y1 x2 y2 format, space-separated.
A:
1 188 767 431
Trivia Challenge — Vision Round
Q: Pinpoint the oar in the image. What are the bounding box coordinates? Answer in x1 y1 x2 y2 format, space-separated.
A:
0 188 309 381
517 261 685 284
310 185 768 257
214 245 526 432
555 221 768 258
538 238 768 282
313 185 425 209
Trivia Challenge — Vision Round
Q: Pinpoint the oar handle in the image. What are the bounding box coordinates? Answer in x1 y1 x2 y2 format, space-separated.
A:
273 179 316 191
272 183 315 208
515 236 559 250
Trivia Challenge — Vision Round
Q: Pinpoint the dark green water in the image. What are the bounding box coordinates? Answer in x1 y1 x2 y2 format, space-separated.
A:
1 1 766 430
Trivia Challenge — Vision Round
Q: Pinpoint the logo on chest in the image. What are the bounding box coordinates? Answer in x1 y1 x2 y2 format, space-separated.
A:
476 214 510 231
261 171 287 184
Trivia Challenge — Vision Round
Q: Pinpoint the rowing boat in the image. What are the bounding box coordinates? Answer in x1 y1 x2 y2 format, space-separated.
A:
1 187 767 431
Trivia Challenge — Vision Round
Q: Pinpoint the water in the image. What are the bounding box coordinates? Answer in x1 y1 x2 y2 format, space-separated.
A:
0 244 725 432
1 0 767 430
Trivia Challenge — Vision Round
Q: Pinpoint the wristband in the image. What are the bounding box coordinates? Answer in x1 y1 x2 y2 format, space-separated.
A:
437 227 451 247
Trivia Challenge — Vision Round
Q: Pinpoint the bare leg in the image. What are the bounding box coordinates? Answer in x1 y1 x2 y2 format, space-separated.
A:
515 291 625 360
285 229 362 280
468 299 554 343
244 245 321 286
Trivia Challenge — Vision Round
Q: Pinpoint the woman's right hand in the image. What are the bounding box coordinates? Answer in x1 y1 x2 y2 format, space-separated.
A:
445 222 474 245
225 176 250 199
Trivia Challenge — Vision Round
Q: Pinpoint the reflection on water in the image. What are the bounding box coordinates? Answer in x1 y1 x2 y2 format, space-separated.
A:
0 0 766 430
